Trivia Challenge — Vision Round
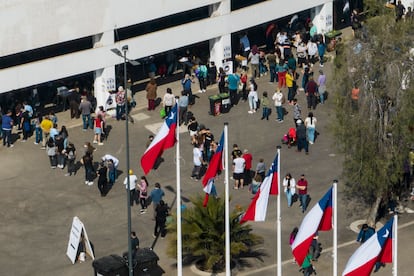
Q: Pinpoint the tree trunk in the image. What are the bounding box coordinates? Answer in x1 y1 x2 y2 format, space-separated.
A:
367 195 382 227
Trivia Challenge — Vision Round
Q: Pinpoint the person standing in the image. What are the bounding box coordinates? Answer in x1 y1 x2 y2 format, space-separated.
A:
2 110 14 148
65 142 77 176
46 137 57 168
154 200 169 239
232 152 246 189
247 79 258 114
272 89 285 122
191 143 204 181
242 149 253 185
396 0 406 21
296 119 309 154
317 70 327 104
217 67 226 94
93 115 104 146
286 69 295 103
296 174 309 213
163 88 175 117
79 96 92 131
178 91 189 126
124 169 138 206
305 76 318 110
227 72 240 106
102 154 119 182
150 182 165 220
196 62 208 93
115 86 126 121
304 112 317 144
255 158 266 180
260 91 271 120
40 116 53 149
317 38 326 67
97 162 108 197
267 50 277 83
356 223 375 244
145 78 158 111
283 173 296 207
130 231 140 256
276 59 288 89
137 176 149 214
292 98 302 126
248 45 260 79
181 74 195 105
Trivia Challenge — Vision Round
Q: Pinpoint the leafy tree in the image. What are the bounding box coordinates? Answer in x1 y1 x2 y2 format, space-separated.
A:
332 9 414 225
166 195 266 273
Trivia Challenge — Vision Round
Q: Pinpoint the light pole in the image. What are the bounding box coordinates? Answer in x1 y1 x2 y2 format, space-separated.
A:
110 45 133 276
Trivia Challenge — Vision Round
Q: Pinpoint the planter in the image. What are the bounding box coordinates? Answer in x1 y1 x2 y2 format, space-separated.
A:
190 259 237 276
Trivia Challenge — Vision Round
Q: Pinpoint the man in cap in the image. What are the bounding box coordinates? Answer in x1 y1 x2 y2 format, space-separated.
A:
124 169 138 206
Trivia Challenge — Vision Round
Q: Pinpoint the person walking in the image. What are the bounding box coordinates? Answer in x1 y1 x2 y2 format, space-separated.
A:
305 76 318 110
97 162 108 197
81 151 95 186
150 182 165 220
233 152 246 189
317 70 326 104
124 169 139 206
296 174 309 213
153 200 169 239
304 112 317 144
130 231 140 256
283 173 296 207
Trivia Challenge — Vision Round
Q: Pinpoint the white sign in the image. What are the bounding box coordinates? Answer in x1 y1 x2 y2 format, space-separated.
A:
66 216 95 264
223 46 232 59
106 78 116 92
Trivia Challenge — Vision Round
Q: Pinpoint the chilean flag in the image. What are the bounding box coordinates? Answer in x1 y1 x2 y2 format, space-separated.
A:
202 132 224 207
140 104 177 174
342 217 394 276
240 154 279 222
291 187 333 266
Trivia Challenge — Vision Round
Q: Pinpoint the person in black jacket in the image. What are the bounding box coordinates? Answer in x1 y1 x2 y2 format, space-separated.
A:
153 200 169 238
296 119 309 154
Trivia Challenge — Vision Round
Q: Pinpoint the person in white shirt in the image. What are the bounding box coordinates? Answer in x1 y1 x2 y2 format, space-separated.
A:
282 173 296 207
233 152 246 189
248 79 258 114
124 169 138 206
102 154 119 168
272 89 285 122
307 41 318 67
191 144 204 180
304 112 317 144
163 88 175 116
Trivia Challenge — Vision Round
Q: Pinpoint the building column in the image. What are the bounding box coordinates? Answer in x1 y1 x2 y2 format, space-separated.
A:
93 31 116 111
311 2 334 36
208 0 233 74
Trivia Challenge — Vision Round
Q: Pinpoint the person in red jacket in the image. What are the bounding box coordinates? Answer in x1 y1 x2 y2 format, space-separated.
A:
242 149 253 185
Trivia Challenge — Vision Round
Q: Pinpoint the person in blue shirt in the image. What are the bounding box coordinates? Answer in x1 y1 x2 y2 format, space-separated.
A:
227 73 240 106
317 40 326 67
2 110 14 147
150 182 165 220
356 223 375 243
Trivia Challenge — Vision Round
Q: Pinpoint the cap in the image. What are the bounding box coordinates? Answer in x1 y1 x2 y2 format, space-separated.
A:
296 119 302 124
129 169 133 175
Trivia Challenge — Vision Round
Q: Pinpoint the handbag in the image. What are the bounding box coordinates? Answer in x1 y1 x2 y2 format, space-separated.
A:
160 108 166 118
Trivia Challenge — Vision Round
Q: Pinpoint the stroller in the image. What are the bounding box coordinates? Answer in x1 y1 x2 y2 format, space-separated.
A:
282 127 297 148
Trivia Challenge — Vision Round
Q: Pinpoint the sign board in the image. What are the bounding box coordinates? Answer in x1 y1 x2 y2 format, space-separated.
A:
66 216 95 264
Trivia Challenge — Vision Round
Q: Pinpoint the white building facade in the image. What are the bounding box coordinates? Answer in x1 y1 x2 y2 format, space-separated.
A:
0 0 333 108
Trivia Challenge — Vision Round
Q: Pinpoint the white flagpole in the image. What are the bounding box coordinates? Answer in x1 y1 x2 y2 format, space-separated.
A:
224 122 231 276
393 214 398 275
276 146 282 276
333 180 338 276
176 104 183 276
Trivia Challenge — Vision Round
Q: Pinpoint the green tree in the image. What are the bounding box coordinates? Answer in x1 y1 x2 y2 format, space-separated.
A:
166 195 266 273
333 10 414 224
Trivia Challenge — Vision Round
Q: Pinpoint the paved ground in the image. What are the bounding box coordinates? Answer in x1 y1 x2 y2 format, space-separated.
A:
1 27 413 276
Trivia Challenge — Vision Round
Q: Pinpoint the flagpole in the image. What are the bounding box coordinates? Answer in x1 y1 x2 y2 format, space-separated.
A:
276 146 282 276
224 122 231 276
393 214 397 276
333 180 338 276
176 103 183 276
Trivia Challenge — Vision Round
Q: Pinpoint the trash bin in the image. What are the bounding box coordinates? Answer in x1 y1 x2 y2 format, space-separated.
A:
134 248 159 273
219 93 231 113
209 95 221 116
325 30 342 52
92 254 128 276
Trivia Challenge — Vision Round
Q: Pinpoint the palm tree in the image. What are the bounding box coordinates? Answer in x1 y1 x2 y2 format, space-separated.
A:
166 195 266 273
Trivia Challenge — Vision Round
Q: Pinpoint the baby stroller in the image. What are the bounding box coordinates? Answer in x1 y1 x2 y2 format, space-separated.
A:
282 127 297 148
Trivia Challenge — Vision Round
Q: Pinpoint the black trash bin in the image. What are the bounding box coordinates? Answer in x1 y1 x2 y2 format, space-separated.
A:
92 254 128 276
123 247 159 275
219 93 231 113
208 95 221 116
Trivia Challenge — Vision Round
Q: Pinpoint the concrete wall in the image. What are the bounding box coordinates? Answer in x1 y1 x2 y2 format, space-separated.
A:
0 0 331 93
